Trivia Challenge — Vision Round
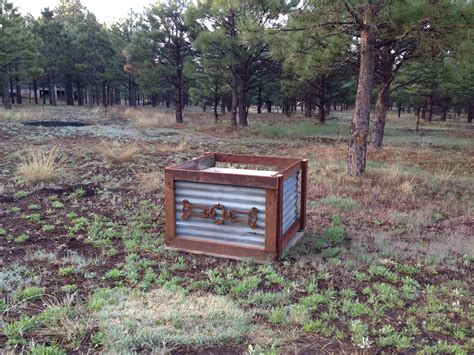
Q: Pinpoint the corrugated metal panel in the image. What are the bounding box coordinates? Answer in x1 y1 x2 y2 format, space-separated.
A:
175 181 266 248
282 173 298 234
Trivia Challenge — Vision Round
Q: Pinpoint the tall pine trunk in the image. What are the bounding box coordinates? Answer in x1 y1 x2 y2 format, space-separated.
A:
257 85 263 114
427 88 434 123
371 83 389 148
318 75 326 124
33 79 38 104
228 10 238 127
221 97 226 114
65 77 74 105
318 104 326 124
238 76 248 127
102 80 107 107
231 74 238 126
347 3 377 176
175 67 183 124
87 80 94 108
266 99 272 113
49 77 56 106
15 77 22 104
2 70 11 109
76 80 83 106
468 102 473 123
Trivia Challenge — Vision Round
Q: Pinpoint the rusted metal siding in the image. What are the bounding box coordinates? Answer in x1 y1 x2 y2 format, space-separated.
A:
174 181 266 247
282 173 299 234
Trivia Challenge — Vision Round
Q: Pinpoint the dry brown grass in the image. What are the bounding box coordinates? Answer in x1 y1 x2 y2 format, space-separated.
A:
98 140 139 164
156 140 191 153
136 171 162 193
130 110 176 128
17 145 63 183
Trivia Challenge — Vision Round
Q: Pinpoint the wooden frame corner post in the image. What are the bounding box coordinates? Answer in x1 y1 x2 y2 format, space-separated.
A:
300 159 308 231
164 168 176 243
264 186 278 260
275 174 284 259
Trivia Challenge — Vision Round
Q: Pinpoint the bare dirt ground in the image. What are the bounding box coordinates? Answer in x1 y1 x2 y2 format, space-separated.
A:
0 105 473 354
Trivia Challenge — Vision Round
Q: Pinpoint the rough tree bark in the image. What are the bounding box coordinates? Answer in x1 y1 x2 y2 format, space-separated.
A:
238 74 249 127
318 75 326 124
49 77 56 106
440 97 449 121
175 66 183 124
347 2 377 176
102 80 107 107
213 83 219 123
87 80 94 108
318 103 326 124
228 10 238 127
65 78 74 105
220 97 225 114
76 80 83 106
33 79 38 104
257 85 263 114
266 99 272 113
426 87 434 123
15 77 22 104
371 83 389 147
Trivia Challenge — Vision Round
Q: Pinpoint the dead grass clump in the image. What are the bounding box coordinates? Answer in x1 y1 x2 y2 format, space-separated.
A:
137 171 162 193
17 145 63 183
131 110 176 128
98 140 139 164
156 140 190 153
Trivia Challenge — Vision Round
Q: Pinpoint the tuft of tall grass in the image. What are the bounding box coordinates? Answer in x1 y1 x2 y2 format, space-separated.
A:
98 140 139 164
136 171 162 193
17 145 63 183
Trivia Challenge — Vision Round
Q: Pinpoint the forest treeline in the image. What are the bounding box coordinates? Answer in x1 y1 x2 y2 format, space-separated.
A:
0 0 472 174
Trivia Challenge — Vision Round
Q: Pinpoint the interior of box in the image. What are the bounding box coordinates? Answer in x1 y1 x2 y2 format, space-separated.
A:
202 167 278 177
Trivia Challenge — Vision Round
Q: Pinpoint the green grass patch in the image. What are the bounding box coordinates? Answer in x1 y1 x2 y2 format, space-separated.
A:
94 288 250 352
322 195 358 210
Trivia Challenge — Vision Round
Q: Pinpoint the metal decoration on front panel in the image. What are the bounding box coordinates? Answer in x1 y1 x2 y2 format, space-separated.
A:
181 199 258 229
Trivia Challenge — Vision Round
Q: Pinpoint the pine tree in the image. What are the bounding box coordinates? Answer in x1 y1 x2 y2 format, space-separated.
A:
0 0 37 109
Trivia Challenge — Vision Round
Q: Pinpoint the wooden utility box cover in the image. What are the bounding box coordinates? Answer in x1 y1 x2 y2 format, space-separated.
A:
164 153 307 261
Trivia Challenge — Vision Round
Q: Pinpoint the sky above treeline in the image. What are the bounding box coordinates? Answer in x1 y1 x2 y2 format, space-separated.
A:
14 0 153 23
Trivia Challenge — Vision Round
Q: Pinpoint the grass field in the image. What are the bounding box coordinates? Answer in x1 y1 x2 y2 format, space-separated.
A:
0 104 473 353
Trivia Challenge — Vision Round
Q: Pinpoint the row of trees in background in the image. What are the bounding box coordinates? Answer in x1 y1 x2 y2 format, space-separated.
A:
1 0 472 174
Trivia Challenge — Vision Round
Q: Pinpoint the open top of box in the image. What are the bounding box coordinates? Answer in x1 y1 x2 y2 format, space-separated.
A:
202 167 278 177
165 152 303 189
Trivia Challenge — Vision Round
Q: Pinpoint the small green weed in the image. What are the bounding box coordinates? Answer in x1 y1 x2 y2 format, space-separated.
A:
105 268 125 281
16 286 44 301
58 266 75 277
52 200 64 209
30 344 66 355
42 224 55 232
15 190 29 199
14 234 29 243
323 195 358 210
